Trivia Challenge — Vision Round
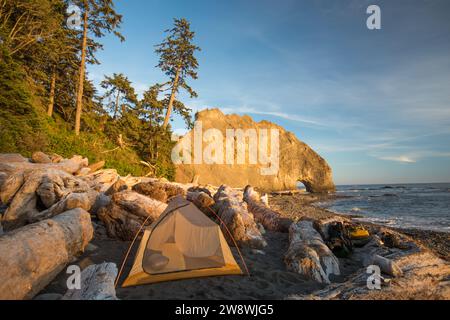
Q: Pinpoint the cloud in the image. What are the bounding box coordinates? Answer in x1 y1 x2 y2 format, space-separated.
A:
378 155 417 163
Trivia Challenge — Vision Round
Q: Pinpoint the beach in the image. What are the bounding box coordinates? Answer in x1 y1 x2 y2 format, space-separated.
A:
39 192 450 300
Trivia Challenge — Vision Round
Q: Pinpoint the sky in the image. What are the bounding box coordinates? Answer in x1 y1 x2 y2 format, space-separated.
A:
88 0 450 185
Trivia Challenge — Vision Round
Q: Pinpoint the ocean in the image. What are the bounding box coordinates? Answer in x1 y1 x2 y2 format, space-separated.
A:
314 183 450 233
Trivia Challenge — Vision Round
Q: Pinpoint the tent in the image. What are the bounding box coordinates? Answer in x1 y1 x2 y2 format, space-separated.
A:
122 196 243 287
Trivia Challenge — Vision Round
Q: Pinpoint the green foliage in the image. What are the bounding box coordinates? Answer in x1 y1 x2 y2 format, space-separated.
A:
0 2 199 181
155 18 200 128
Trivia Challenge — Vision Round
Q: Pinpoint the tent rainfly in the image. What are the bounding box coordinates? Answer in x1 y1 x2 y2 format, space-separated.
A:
122 196 243 287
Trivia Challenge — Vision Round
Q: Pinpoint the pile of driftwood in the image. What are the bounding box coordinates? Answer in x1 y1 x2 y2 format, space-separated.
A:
0 152 276 299
0 152 425 300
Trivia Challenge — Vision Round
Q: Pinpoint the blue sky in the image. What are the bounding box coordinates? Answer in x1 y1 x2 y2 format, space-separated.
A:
88 0 450 185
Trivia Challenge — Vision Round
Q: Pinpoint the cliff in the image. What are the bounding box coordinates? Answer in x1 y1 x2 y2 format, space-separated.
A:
174 109 335 193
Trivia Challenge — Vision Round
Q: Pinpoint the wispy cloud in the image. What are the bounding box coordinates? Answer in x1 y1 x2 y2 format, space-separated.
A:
378 155 417 163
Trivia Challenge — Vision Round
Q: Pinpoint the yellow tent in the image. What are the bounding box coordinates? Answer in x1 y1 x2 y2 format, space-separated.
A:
122 196 243 287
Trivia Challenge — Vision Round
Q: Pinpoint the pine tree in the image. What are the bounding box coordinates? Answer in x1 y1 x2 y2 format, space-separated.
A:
155 18 200 130
72 0 124 136
100 73 137 120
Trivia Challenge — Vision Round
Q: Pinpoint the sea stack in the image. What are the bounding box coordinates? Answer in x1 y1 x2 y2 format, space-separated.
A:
175 109 335 193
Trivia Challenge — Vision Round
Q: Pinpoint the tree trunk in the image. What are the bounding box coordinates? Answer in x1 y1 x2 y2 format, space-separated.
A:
0 209 93 300
47 71 56 117
74 7 89 136
113 90 120 120
162 67 181 130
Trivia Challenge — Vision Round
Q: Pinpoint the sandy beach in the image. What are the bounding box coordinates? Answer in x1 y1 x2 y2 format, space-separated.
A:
39 192 449 300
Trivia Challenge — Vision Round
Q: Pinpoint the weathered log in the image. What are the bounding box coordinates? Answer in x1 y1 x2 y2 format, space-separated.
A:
243 186 292 233
270 190 302 196
88 161 105 173
133 179 186 201
213 185 266 249
84 169 119 193
97 191 167 240
187 191 215 208
1 170 42 230
0 155 88 176
133 183 168 202
313 217 349 241
105 179 128 196
62 263 118 300
0 153 28 163
29 190 99 223
0 171 25 205
285 220 340 284
368 254 403 277
31 152 52 164
0 209 93 300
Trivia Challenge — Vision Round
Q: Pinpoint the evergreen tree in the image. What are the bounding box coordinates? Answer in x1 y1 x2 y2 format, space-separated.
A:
100 73 138 120
155 18 200 129
72 0 124 136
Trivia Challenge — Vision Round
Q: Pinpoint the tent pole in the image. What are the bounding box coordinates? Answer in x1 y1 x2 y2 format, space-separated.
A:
205 206 251 277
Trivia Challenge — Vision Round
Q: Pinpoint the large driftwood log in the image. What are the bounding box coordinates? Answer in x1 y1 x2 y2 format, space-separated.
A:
63 263 118 300
0 155 88 176
97 191 167 241
0 209 93 300
243 186 292 233
133 179 187 202
213 185 266 249
285 220 340 284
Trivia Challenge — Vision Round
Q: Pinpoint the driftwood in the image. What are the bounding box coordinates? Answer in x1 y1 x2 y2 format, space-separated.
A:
313 217 349 241
133 179 186 202
84 169 120 193
105 179 128 196
270 190 303 196
0 155 88 176
213 185 266 249
285 220 340 284
187 191 215 208
1 169 90 230
97 191 167 241
62 263 118 300
29 190 99 223
0 153 28 163
243 186 292 233
31 152 52 164
88 161 105 173
0 209 93 300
